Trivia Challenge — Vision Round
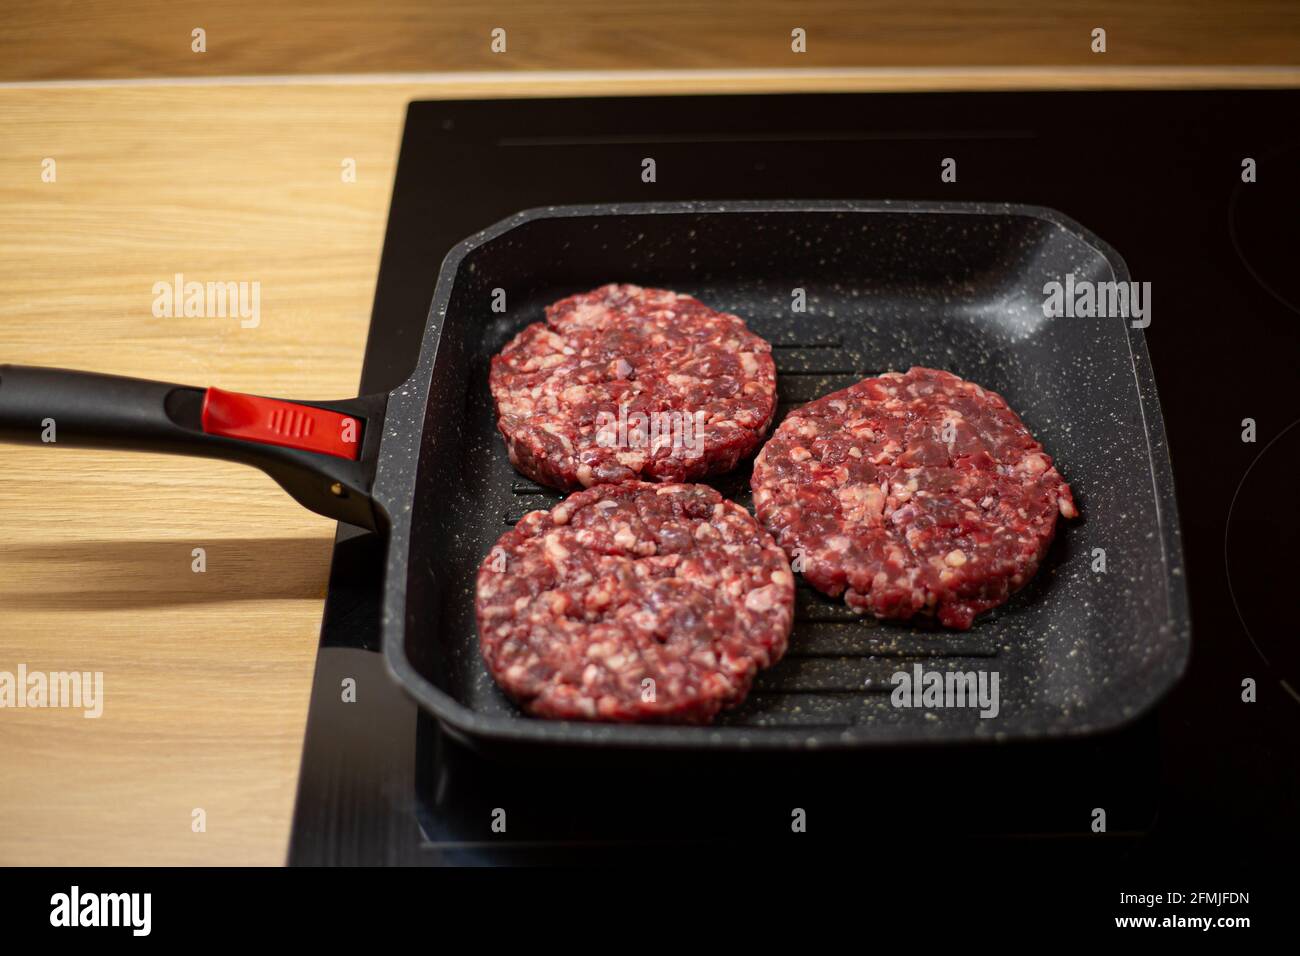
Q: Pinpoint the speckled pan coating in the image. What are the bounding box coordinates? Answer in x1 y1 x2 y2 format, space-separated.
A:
752 367 1077 630
489 284 777 490
475 482 794 723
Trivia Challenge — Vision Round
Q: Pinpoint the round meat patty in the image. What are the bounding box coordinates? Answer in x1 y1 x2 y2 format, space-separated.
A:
475 482 795 723
751 367 1078 630
489 284 777 490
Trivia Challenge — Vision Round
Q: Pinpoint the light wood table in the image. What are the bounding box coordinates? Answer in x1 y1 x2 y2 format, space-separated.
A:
1 69 1296 865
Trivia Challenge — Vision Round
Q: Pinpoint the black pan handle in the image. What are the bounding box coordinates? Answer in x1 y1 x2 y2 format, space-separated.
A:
0 364 387 530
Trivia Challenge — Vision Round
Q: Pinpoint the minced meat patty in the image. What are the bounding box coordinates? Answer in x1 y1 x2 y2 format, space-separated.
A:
750 367 1077 630
489 284 777 490
475 482 795 722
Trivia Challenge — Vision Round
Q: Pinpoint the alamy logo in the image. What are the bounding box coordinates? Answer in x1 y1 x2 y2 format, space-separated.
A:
595 405 707 459
152 272 260 328
1042 273 1151 328
0 664 103 718
890 664 1000 718
50 886 151 936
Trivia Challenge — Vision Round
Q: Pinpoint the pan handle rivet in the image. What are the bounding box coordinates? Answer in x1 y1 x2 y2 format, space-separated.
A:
330 482 346 497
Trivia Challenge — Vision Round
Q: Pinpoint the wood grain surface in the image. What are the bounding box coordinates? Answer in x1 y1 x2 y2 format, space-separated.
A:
0 82 401 866
2 1 1298 81
1 66 1298 865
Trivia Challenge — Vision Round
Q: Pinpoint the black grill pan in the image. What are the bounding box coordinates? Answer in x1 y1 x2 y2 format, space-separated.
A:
383 200 1189 750
0 200 1190 752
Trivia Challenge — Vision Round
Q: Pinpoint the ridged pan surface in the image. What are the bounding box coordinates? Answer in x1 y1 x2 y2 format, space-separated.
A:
378 201 1189 751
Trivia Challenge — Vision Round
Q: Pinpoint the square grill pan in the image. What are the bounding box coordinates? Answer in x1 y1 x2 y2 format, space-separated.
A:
379 201 1190 752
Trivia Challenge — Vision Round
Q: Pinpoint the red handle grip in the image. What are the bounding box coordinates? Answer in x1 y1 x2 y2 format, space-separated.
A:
201 387 362 461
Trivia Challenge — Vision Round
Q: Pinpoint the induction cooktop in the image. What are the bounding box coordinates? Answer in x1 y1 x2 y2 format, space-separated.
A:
287 90 1300 874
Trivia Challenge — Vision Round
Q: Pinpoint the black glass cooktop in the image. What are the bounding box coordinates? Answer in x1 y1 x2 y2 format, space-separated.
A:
287 91 1300 872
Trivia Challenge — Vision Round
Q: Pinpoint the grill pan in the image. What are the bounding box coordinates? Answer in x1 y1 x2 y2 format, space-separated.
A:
0 201 1190 751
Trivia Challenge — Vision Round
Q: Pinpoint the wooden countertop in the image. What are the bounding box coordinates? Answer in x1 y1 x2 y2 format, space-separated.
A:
1 69 1296 865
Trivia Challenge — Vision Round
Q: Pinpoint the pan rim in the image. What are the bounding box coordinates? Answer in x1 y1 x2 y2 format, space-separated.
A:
377 199 1191 751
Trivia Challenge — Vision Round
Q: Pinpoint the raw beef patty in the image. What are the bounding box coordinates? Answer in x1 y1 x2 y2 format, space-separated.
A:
751 367 1077 630
489 284 777 490
475 482 795 723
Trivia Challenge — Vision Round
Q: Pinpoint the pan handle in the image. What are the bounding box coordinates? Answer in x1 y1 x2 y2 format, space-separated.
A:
0 364 387 530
